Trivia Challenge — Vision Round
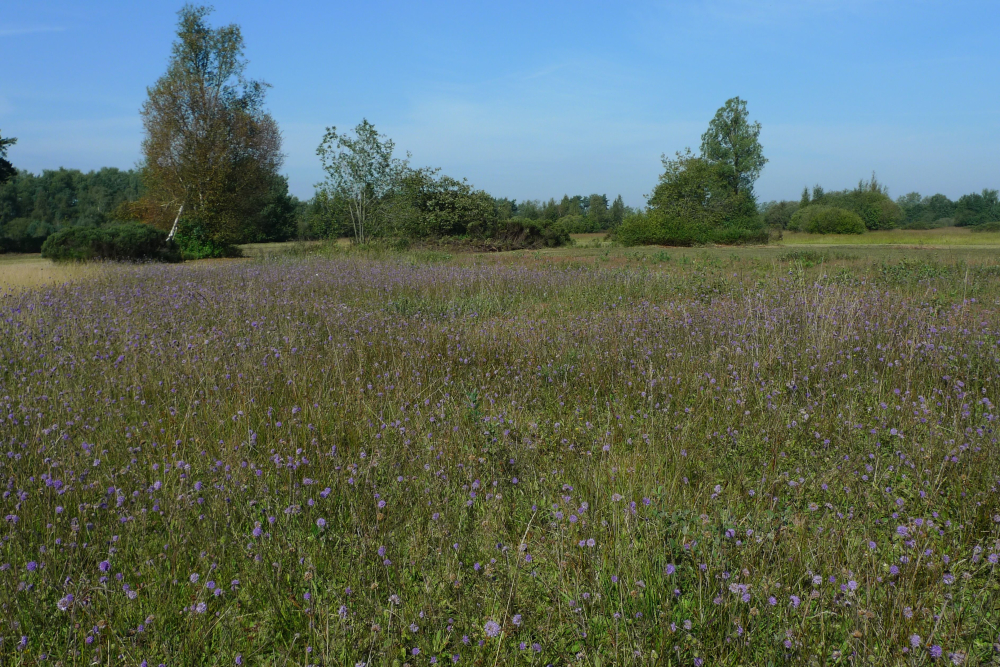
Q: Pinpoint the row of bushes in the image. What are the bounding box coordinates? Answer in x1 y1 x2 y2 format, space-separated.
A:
40 223 181 262
613 211 770 246
788 206 866 234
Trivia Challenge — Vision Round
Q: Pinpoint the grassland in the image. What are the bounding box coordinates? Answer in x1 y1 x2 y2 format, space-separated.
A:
1 240 999 665
781 226 1000 247
0 253 104 290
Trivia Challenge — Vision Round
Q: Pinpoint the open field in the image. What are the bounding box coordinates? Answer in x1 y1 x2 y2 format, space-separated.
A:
0 253 104 290
1 243 999 665
781 227 1000 247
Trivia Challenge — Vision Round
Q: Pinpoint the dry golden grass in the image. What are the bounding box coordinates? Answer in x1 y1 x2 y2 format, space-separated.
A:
0 254 103 291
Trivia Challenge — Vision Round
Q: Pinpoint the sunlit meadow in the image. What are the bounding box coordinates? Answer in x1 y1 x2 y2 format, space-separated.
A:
2 246 999 665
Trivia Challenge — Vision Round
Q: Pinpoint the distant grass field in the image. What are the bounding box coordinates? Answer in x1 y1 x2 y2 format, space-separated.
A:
0 253 102 290
781 226 1000 246
2 240 999 665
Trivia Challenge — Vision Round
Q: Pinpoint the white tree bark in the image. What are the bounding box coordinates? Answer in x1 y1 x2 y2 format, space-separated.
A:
167 204 184 241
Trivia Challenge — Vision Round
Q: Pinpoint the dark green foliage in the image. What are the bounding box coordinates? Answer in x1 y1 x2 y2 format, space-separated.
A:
761 200 799 229
297 190 349 240
700 97 766 196
970 221 1000 233
616 150 765 247
0 218 56 253
954 189 1000 227
172 217 242 259
789 205 866 234
896 192 957 228
509 194 623 233
242 173 299 243
0 168 145 253
609 195 626 228
803 174 902 230
40 223 181 262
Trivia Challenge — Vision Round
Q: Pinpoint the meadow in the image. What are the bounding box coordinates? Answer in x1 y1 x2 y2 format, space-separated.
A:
1 238 999 666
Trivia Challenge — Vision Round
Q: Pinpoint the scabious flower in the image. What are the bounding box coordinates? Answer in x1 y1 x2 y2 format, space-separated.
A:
484 620 501 637
512 614 522 626
665 564 676 575
99 560 111 573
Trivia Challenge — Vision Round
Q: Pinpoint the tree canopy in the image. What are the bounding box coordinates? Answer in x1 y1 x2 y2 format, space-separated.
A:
140 4 283 254
700 97 766 196
316 120 409 244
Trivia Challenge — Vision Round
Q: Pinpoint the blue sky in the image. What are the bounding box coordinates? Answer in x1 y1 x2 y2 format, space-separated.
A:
1 0 997 206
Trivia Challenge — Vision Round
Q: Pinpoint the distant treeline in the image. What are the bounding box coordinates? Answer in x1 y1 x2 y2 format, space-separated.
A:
0 164 629 253
0 168 298 254
762 180 1000 234
297 188 630 243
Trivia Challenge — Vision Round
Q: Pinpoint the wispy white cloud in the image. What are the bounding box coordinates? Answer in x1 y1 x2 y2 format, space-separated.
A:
0 25 66 37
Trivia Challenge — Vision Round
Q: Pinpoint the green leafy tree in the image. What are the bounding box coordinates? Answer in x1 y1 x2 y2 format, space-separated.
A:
316 119 409 244
609 195 626 227
700 97 767 195
955 189 1000 226
587 194 608 229
141 5 283 252
620 148 763 246
925 194 956 221
0 130 15 186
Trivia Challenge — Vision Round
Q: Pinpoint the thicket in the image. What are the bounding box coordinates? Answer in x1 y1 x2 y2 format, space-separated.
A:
314 121 573 249
614 98 769 247
797 175 901 231
788 205 865 234
769 183 1000 233
39 222 181 262
615 150 767 246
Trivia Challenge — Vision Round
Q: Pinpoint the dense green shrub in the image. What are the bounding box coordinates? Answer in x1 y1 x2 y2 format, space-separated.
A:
970 220 1000 233
617 151 766 247
955 189 1000 227
615 205 767 247
614 211 707 247
789 206 865 234
40 223 181 262
495 218 570 248
172 219 242 259
803 175 902 230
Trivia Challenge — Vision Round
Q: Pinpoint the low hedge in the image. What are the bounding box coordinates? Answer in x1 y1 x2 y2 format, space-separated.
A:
41 223 181 262
614 211 768 247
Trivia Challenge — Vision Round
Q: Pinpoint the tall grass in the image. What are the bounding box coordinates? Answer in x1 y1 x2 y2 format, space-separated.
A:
1 251 998 665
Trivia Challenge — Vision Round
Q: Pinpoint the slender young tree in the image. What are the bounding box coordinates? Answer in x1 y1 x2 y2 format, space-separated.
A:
700 97 766 196
316 120 409 244
0 130 16 186
140 5 282 249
